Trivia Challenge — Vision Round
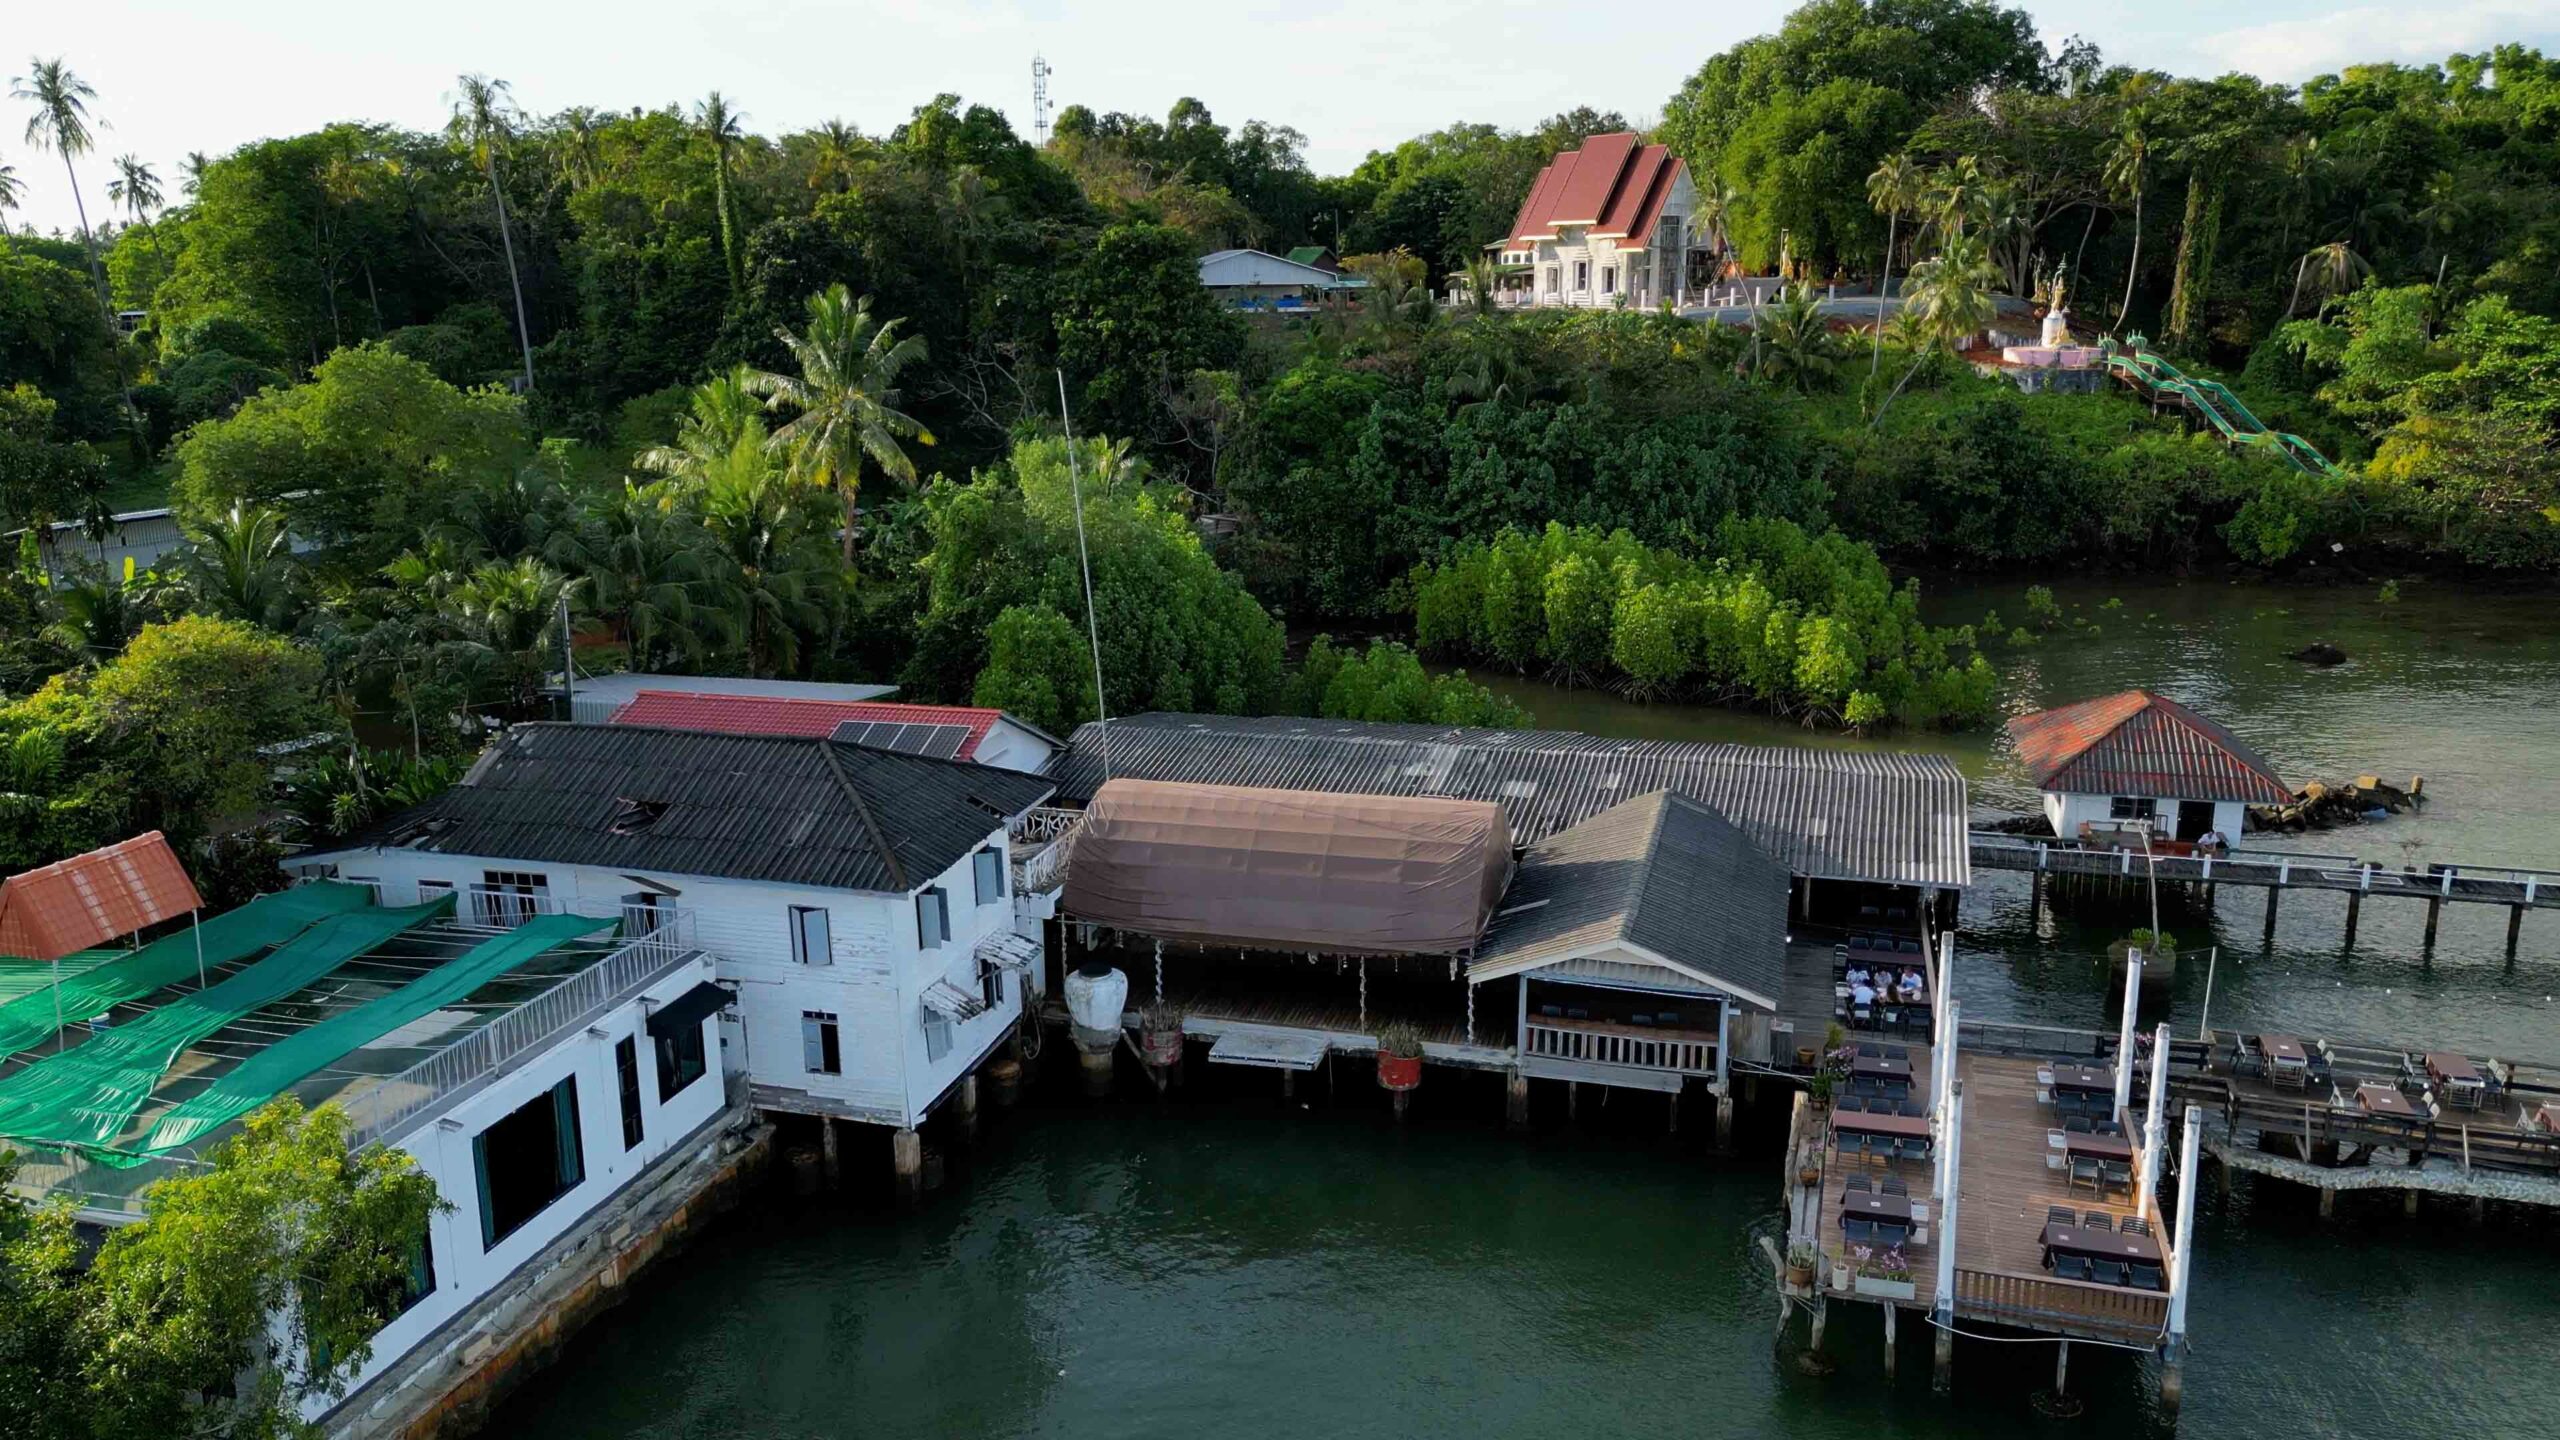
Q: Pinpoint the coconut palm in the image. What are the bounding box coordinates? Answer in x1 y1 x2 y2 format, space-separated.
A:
1865 152 1923 377
0 155 22 214
106 153 159 223
447 74 537 391
2284 241 2373 320
1693 172 1741 271
1457 253 1505 318
182 501 299 631
13 58 111 312
696 91 748 295
807 117 860 194
545 479 734 673
1757 285 1843 393
2103 121 2151 331
694 418 831 676
638 366 767 482
741 285 934 564
1923 155 1985 241
440 555 583 714
180 150 211 197
1904 233 2001 353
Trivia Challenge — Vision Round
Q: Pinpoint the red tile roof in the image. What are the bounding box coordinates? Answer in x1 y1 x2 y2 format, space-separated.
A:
608 691 1006 759
0 832 204 961
1508 132 1690 250
2006 691 2293 805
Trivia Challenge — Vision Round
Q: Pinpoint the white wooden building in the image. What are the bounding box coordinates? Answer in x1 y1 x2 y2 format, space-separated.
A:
1485 132 1708 310
2006 690 2295 844
601 690 1063 775
294 724 1059 1137
1195 248 1365 309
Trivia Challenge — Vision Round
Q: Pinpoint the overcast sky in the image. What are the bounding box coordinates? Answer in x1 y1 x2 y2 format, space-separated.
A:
8 0 2557 235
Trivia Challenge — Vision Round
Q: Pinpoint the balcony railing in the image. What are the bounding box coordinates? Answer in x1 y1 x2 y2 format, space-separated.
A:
1523 1016 1717 1076
1952 1267 2168 1345
344 911 704 1148
1009 807 1085 895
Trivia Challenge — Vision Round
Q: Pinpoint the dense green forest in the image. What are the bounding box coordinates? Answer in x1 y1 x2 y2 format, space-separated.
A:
5 0 2560 875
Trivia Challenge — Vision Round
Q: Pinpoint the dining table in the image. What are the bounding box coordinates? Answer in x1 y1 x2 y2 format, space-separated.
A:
2041 1222 2163 1266
1832 1108 1931 1141
2065 1131 2134 1162
2353 1082 2422 1119
1840 1191 1914 1227
1853 1054 1913 1082
2050 1063 2114 1096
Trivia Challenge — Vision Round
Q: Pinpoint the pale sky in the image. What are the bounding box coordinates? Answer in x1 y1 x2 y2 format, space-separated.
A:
8 0 2558 236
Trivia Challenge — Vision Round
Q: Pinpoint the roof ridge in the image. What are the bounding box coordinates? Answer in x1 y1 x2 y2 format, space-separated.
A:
817 740 908 892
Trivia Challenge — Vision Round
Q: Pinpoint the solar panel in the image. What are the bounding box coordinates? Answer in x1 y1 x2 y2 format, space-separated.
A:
831 720 970 760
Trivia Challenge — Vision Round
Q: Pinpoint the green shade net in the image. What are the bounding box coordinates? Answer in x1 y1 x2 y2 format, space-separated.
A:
0 895 453 1153
0 883 377 1059
127 911 615 1162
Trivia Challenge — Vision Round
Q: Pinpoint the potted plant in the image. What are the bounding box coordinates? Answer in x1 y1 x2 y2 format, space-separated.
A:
1138 1001 1185 1068
1829 1252 1852 1292
1853 1246 1917 1301
1376 1021 1425 1093
1785 1242 1817 1291
1807 1070 1834 1112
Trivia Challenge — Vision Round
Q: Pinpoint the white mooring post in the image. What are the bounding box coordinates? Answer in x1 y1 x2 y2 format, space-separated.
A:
1932 1078 1964 1340
2113 950 2143 1120
2161 1101 2204 1415
1934 999 1960 1209
2138 1022 2170 1217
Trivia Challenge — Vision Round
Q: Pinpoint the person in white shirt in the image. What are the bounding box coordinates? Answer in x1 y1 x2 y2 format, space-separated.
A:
1851 980 1878 1007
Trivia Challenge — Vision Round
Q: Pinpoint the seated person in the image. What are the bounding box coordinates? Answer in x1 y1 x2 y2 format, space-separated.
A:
1845 964 1869 986
2196 827 2227 853
1897 968 1924 998
1850 979 1878 1007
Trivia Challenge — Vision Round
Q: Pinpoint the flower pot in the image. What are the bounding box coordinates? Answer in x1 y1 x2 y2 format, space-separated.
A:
1377 1051 1423 1092
1854 1275 1917 1302
1830 1262 1851 1291
1141 1026 1183 1068
1786 1262 1816 1290
1798 1164 1821 1187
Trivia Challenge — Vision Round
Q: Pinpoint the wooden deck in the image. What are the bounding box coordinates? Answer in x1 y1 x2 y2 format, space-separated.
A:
1972 833 2560 910
1949 1052 2173 1345
1808 1034 1942 1314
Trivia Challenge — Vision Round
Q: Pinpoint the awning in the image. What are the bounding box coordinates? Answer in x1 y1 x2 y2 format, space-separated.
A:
920 979 987 1022
644 980 734 1039
1 832 203 961
974 930 1042 974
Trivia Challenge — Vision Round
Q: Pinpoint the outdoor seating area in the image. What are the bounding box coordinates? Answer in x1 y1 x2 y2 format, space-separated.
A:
1832 947 1932 1037
2231 1032 2333 1090
2039 1205 2167 1290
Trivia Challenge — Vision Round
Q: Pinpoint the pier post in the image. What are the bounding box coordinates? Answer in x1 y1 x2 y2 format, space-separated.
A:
1932 1316 1953 1394
2423 898 2443 948
891 1127 923 1207
2159 1336 2185 1417
1506 1071 1530 1131
1881 1303 1897 1381
2030 870 2043 919
985 1054 1023 1108
1808 1296 1830 1354
956 1074 980 1143
1077 1045 1114 1097
2318 1186 2335 1219
2263 886 2280 940
2344 892 2362 947
2405 1189 2420 1219
2508 905 2524 954
1567 1081 1579 1123
1716 1090 1735 1151
1667 1092 1680 1134
2054 1339 2069 1396
820 1116 842 1190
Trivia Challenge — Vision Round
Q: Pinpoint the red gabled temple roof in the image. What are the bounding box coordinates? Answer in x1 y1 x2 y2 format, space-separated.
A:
2006 691 2293 806
607 692 1008 759
1509 132 1690 248
0 832 203 961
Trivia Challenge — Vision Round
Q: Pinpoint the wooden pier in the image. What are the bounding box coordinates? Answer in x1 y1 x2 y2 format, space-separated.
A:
1972 832 2560 948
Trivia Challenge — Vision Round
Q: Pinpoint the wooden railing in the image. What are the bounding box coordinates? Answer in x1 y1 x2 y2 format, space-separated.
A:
1953 1268 2168 1345
1523 1018 1715 1076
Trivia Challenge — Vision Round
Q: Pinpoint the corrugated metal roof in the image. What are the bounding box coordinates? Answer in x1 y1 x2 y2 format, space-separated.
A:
316 724 1056 894
1474 792 1789 1010
2006 691 2292 805
1048 714 1969 888
0 833 203 961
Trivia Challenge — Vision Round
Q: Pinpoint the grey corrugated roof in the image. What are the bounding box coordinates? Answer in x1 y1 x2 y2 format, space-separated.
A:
1049 714 1969 888
315 724 1055 894
1475 791 1790 1010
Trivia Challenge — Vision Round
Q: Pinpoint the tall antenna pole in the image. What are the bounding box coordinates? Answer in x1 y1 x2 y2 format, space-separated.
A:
1031 55 1053 145
1056 370 1110 779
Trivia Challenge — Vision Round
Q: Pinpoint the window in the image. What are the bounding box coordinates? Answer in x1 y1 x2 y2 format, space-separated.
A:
418 878 455 910
917 887 951 949
1573 260 1589 290
973 847 1004 905
615 1036 644 1150
621 891 671 936
1543 266 1558 294
2108 797 2159 822
1601 266 1616 295
801 1011 842 1075
471 1077 584 1250
479 870 549 928
980 956 1006 1011
654 1022 706 1102
789 905 833 967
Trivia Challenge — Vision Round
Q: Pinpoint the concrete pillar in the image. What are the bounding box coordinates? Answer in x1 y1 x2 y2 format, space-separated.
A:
2054 1339 2070 1396
1506 1071 1530 1131
2423 897 2443 948
891 1127 923 1207
2344 892 2362 947
1281 1069 1297 1101
1567 1081 1579 1124
1882 1303 1898 1381
1809 1295 1830 1353
1716 1091 1736 1151
955 1074 980 1143
819 1116 842 1190
1667 1092 1680 1134
1932 1319 1954 1394
1392 1088 1411 1122
1077 1046 1114 1097
2318 1186 2336 1219
2405 1189 2420 1219
2159 1337 2184 1417
984 1055 1023 1108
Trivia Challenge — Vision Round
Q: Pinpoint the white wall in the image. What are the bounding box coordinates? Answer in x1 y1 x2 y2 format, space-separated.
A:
309 830 1027 1131
971 719 1058 774
2045 792 2246 842
318 955 728 1417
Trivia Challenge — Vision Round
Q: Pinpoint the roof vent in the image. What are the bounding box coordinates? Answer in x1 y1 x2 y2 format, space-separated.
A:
608 798 670 836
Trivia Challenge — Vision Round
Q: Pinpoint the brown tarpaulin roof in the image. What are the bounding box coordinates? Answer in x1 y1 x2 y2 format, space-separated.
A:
1063 779 1511 957
0 832 203 961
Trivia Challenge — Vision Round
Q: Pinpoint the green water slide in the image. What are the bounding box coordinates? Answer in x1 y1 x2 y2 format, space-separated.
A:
0 882 378 1060
0 895 453 1153
120 911 615 1163
2105 347 2345 478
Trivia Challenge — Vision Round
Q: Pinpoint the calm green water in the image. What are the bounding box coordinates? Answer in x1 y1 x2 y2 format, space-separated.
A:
493 577 2560 1439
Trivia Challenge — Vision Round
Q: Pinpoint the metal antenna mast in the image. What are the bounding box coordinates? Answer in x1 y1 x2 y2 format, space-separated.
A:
1056 370 1110 779
1031 55 1053 144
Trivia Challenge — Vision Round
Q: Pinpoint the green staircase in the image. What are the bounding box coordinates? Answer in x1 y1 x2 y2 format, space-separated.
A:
2103 342 2345 478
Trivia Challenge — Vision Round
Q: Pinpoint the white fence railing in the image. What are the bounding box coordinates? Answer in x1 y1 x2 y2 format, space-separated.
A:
1524 1018 1716 1076
344 915 703 1148
1009 808 1084 895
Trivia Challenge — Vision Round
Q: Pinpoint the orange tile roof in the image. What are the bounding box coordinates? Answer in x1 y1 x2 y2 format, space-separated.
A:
607 692 1008 758
1509 133 1690 249
2006 691 2293 805
0 832 203 961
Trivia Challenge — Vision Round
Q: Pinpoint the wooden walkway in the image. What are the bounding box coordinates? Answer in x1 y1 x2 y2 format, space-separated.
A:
1971 834 2560 910
1807 1036 1941 1315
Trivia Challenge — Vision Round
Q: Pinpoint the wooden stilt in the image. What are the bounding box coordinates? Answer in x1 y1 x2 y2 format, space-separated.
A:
2423 897 2443 948
2508 904 2524 954
1506 1071 1530 1131
820 1116 842 1190
2344 892 2362 947
2054 1339 2070 1395
1882 1303 1898 1381
2263 885 2281 939
1933 1316 1953 1394
2318 1186 2336 1219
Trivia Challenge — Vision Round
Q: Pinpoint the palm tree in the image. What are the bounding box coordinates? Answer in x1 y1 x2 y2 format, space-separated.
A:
106 154 158 224
696 92 747 296
1758 285 1843 393
1865 152 1923 377
183 502 299 631
440 556 582 715
741 285 933 564
694 419 830 676
1904 233 2000 352
1923 155 1985 241
180 150 210 197
2103 121 2151 332
1693 172 1741 275
638 367 767 481
0 154 23 215
807 118 859 193
2284 241 2373 320
545 479 733 672
447 74 537 391
13 59 112 315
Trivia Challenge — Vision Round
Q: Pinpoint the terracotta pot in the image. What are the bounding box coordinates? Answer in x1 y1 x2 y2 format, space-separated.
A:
1787 1262 1816 1289
1798 1165 1821 1187
1377 1051 1423 1092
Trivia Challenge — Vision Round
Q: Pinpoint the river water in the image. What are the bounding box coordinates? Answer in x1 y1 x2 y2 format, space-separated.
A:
493 577 2560 1439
